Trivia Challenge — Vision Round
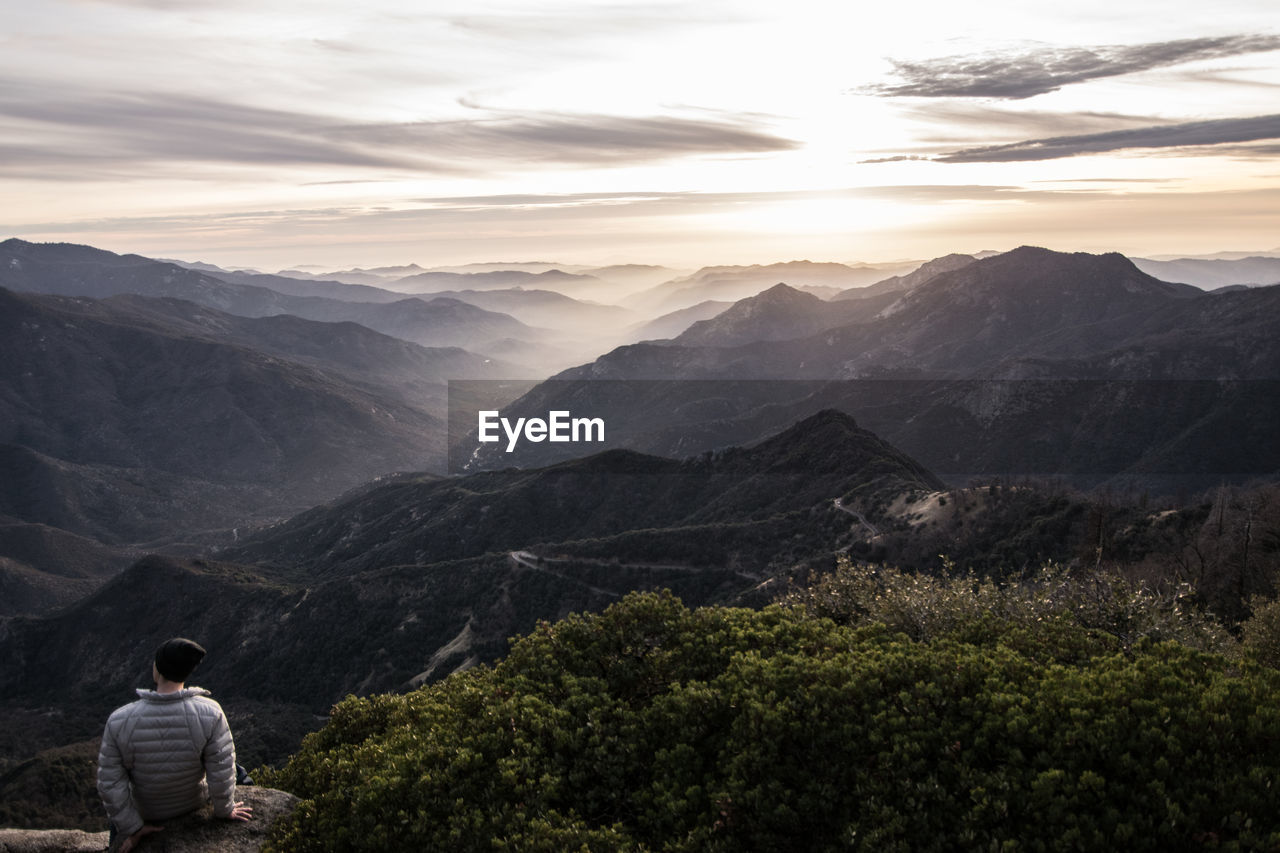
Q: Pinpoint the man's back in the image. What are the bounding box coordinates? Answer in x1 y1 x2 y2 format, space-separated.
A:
98 687 237 834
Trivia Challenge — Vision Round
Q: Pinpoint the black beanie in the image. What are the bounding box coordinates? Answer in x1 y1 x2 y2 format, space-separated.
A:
155 637 206 683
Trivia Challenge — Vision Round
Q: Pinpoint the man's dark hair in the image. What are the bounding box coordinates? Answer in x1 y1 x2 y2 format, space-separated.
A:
155 638 207 683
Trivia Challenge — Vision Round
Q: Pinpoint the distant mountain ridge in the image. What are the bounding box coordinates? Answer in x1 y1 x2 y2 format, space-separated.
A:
393 268 602 294
628 299 734 342
622 259 918 314
95 293 514 406
1131 255 1280 288
562 247 1210 380
413 288 636 331
673 283 827 347
671 282 886 348
230 408 940 578
0 411 942 774
831 253 977 302
0 278 529 611
461 247 1280 483
0 239 541 354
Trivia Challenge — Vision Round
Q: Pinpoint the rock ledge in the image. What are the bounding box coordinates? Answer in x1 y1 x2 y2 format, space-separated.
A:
0 787 297 853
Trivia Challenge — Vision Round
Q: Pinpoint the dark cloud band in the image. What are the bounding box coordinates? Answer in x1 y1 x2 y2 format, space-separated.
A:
330 113 797 165
936 114 1280 162
864 34 1280 100
0 83 796 178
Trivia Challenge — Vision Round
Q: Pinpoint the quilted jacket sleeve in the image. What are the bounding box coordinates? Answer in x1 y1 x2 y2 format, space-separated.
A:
97 715 144 837
202 704 237 818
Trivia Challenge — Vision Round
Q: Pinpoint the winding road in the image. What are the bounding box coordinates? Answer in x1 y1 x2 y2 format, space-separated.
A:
833 498 880 538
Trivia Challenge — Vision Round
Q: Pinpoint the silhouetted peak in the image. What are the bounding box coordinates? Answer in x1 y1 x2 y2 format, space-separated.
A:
546 447 677 476
742 409 942 486
995 245 1140 273
757 409 861 445
756 282 815 300
912 245 1195 304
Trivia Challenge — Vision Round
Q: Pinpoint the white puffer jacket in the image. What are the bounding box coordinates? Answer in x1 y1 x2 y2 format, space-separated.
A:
96 687 237 837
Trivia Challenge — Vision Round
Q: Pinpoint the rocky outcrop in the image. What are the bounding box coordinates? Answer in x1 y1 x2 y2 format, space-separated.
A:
0 787 297 853
0 828 106 852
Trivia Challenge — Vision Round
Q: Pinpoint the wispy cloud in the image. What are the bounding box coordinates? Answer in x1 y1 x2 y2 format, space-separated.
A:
859 155 932 164
69 0 236 6
863 35 1280 100
448 4 721 40
0 88 428 177
0 81 796 179
936 114 1280 162
17 184 1280 270
335 112 797 165
3 185 1066 234
900 104 1166 143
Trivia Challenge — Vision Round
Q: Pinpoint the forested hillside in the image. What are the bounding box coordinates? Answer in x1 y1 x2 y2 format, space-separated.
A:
260 584 1280 851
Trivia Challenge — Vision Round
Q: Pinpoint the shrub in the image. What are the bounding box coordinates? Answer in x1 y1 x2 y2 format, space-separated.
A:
783 557 1234 655
1242 594 1280 670
261 592 1280 852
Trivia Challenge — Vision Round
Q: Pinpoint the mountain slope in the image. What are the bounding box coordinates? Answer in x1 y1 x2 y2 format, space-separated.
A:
851 246 1202 373
623 260 917 314
228 409 941 578
83 294 514 411
1131 255 1280 288
672 283 880 348
626 300 734 342
563 247 1209 381
831 253 976 302
0 240 538 352
0 518 136 616
460 249 1280 483
392 268 608 299
0 412 939 779
0 287 445 542
413 288 636 330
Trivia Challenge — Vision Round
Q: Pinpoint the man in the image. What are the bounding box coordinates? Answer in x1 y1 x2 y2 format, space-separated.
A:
97 638 253 852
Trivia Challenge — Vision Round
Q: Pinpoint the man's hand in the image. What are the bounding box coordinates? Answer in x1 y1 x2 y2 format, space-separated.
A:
229 801 254 821
119 824 162 852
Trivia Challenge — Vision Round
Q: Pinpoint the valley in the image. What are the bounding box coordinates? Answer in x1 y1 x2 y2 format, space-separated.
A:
2 239 1279 834
9 6 1280 844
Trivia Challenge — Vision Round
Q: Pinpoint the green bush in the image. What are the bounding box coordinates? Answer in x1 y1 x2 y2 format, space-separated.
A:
783 557 1234 655
260 592 1280 852
1242 595 1280 670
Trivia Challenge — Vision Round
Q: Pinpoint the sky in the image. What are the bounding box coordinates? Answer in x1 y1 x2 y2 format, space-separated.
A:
3 0 1279 271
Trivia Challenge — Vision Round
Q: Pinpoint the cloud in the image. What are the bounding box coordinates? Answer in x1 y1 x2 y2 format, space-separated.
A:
935 114 1280 162
335 112 797 165
2 185 1056 234
858 154 932 164
900 104 1166 143
863 35 1280 100
21 184 1280 271
68 0 234 6
448 5 717 40
0 88 430 177
0 81 796 179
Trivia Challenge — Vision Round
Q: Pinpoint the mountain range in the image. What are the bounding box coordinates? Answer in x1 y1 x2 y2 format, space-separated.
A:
626 299 735 342
0 272 527 612
1131 255 1280 289
670 282 879 348
226 408 940 578
0 239 545 355
0 286 459 539
7 234 1280 830
0 410 938 772
460 248 1280 483
621 259 919 314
